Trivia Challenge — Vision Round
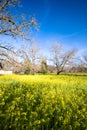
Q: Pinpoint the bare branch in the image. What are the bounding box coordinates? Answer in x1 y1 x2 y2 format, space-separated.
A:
50 42 77 74
0 0 9 12
0 15 15 24
0 0 18 12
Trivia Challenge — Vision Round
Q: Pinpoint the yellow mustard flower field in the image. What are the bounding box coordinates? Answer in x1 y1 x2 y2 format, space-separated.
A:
0 74 87 130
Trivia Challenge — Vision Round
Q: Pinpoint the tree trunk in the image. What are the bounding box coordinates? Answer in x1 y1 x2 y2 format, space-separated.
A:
57 71 60 75
57 70 62 75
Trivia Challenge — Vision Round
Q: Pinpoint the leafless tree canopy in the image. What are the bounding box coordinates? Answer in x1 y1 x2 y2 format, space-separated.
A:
0 0 37 39
12 43 41 74
0 0 37 69
0 42 22 69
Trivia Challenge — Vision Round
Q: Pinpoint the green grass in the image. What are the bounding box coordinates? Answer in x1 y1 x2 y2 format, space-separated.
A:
0 74 87 130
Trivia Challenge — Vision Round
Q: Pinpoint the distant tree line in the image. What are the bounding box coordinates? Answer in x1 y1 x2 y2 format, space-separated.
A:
0 42 87 75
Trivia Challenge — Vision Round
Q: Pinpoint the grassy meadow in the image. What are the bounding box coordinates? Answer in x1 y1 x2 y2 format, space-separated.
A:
0 74 87 130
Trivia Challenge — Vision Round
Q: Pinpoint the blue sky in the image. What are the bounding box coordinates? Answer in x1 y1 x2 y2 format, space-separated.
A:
19 0 87 52
1 0 87 54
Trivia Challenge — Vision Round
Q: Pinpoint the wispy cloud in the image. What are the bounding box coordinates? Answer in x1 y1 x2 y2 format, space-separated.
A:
59 28 87 40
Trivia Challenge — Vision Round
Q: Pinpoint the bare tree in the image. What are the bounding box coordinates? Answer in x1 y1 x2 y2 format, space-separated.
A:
0 0 37 71
15 43 41 74
50 42 77 75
